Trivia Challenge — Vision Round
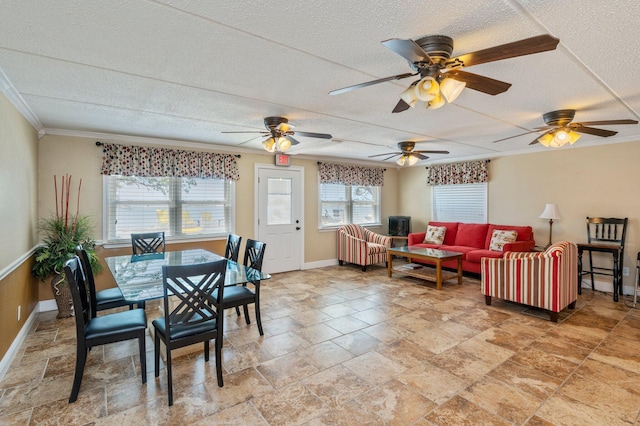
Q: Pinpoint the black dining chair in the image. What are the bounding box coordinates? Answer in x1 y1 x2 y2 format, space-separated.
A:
152 260 227 406
225 233 242 262
75 246 136 316
63 256 147 403
222 239 266 336
131 231 166 255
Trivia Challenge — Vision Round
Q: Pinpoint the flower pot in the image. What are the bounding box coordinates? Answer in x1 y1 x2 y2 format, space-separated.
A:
51 274 73 318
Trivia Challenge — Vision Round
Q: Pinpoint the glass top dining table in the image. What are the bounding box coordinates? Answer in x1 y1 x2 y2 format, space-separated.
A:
105 249 270 302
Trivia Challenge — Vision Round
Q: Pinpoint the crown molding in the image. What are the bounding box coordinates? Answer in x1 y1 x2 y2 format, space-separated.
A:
0 67 44 135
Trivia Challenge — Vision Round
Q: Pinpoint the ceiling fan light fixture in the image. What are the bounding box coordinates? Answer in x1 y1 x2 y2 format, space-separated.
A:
537 132 554 147
414 76 439 101
549 129 581 148
400 85 418 108
407 154 419 166
276 136 291 152
262 137 276 153
426 92 445 110
440 77 466 103
396 155 407 166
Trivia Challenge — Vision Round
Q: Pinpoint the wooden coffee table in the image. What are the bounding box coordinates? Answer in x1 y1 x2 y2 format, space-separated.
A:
387 246 463 290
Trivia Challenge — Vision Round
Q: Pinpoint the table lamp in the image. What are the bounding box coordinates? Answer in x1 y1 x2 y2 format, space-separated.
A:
539 203 562 249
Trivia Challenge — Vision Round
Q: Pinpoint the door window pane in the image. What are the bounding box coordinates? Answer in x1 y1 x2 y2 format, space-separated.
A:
267 178 292 225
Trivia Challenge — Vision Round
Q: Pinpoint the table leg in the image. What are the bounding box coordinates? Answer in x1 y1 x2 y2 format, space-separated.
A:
436 259 442 290
457 257 462 285
387 254 393 277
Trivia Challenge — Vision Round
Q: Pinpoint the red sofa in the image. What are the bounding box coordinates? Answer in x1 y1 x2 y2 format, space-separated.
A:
407 221 535 274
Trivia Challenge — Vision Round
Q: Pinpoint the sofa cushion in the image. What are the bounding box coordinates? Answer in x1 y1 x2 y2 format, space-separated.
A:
454 223 489 248
489 229 518 252
411 243 442 250
423 225 447 244
485 224 533 248
429 222 459 245
466 249 503 263
438 245 477 259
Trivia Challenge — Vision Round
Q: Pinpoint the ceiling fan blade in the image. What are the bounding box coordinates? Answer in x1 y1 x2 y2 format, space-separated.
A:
284 135 301 145
381 38 433 64
295 131 333 139
381 153 401 162
575 119 639 126
392 98 412 113
451 34 560 68
237 136 263 146
414 150 450 154
369 151 400 158
329 72 416 95
221 131 268 134
492 130 539 143
446 70 512 95
571 126 617 137
414 153 429 160
529 131 550 145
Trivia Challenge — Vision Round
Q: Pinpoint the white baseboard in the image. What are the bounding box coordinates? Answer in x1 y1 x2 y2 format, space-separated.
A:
303 259 339 270
0 306 40 382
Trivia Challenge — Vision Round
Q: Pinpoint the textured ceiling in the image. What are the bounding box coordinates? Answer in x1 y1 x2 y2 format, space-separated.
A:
1 0 639 166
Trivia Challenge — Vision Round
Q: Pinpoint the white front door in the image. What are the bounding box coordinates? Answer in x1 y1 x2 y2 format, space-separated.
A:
255 165 303 273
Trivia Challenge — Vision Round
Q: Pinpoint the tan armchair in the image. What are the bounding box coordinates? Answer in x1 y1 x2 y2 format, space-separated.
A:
337 224 392 271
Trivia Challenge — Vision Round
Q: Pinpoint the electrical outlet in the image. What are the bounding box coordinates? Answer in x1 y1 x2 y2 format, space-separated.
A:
623 267 629 276
17 305 21 322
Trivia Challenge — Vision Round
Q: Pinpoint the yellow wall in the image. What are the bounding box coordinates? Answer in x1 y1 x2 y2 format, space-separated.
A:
0 92 40 360
398 142 640 288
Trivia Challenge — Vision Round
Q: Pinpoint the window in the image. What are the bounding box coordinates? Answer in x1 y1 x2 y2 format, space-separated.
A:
432 183 487 223
104 175 234 243
319 183 380 228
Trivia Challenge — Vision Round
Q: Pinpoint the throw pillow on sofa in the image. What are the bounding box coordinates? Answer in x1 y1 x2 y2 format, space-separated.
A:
489 229 518 251
424 225 447 244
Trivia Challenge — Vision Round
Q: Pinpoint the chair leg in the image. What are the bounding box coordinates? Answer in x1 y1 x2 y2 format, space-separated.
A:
577 249 583 295
69 346 88 403
215 334 224 387
138 332 147 384
255 300 264 336
484 295 492 306
549 311 559 323
154 332 160 378
588 251 595 290
235 306 241 317
204 340 210 362
166 346 173 406
243 304 250 325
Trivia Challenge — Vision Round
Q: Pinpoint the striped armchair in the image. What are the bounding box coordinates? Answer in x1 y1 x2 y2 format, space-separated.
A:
337 224 392 271
481 240 578 322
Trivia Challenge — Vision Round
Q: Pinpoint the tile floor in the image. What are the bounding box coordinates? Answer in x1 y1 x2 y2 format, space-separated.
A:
1 264 640 425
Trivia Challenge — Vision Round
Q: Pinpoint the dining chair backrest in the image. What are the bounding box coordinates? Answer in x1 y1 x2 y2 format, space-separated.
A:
161 260 227 329
75 246 99 317
131 231 166 254
243 239 266 272
225 234 242 262
65 256 93 336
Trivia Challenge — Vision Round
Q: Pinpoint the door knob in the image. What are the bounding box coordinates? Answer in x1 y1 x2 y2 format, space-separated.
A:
296 227 301 230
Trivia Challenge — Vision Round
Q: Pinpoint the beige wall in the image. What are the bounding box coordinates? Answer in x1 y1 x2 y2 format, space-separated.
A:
36 135 399 269
398 141 640 288
0 92 40 360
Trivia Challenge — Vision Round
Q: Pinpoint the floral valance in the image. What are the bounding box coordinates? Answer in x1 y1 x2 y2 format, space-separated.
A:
319 162 384 186
427 160 488 185
100 143 240 181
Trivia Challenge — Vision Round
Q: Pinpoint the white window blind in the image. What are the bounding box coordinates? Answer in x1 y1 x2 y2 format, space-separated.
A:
104 175 234 243
432 183 487 223
319 183 380 228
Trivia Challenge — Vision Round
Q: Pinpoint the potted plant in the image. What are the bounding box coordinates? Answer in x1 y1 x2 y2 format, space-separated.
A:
32 174 101 318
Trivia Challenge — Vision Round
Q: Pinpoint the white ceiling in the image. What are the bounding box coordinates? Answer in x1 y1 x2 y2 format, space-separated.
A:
1 0 639 166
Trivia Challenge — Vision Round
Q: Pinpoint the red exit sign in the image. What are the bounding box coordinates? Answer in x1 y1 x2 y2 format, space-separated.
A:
275 153 290 166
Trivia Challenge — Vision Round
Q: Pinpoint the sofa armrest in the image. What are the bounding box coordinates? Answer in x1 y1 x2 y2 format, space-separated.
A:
337 231 369 261
408 232 425 246
503 240 535 252
367 231 392 247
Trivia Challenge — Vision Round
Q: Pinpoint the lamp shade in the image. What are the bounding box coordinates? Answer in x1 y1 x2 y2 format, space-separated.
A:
426 92 445 110
407 154 419 166
539 203 562 220
276 136 291 152
414 76 439 101
262 137 276 153
396 155 407 166
400 85 418 108
440 77 466 103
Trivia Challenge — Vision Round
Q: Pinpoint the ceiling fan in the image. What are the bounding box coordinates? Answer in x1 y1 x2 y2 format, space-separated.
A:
494 109 639 148
368 141 450 166
329 34 560 113
222 116 332 153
